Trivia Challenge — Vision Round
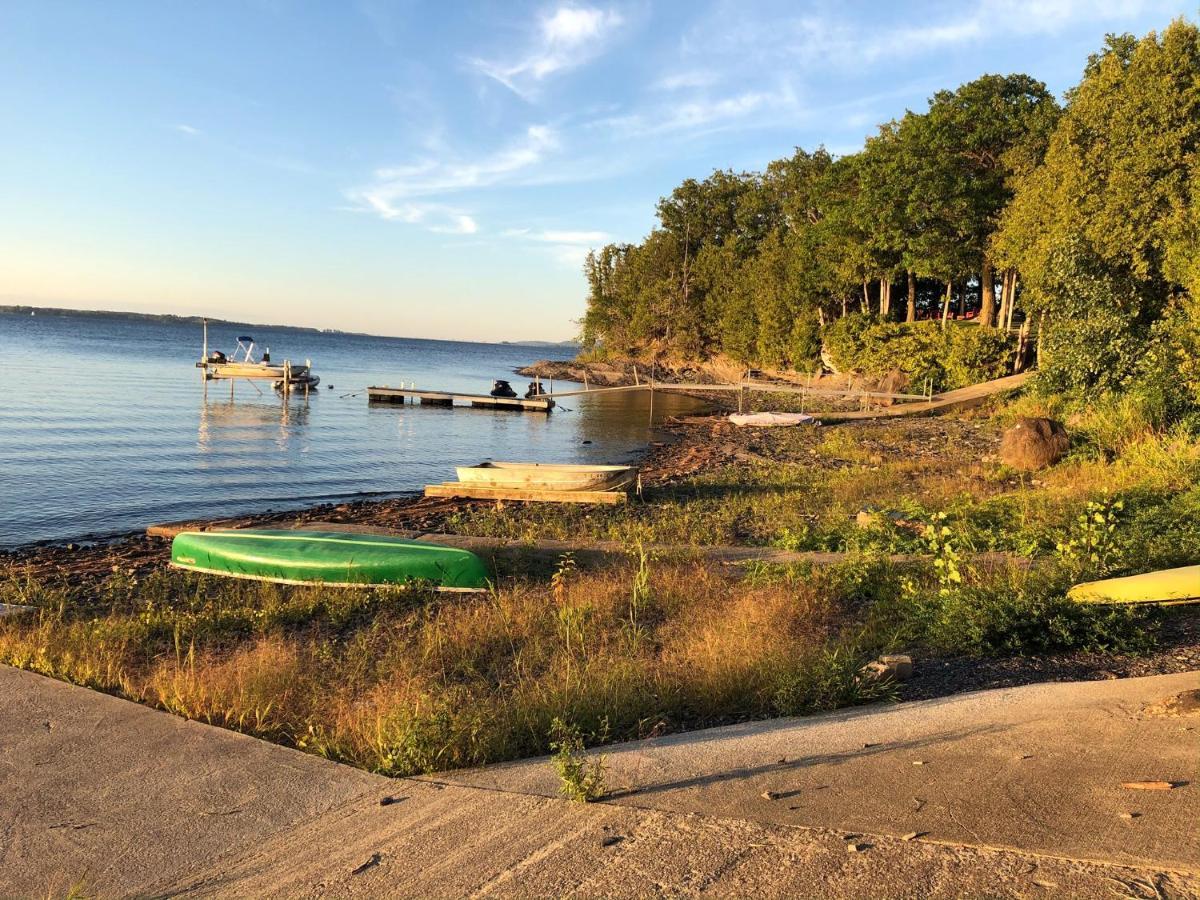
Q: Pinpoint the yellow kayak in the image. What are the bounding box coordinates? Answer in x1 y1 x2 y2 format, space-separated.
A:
1068 565 1200 605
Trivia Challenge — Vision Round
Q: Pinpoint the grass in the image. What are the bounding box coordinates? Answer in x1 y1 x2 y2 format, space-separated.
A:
0 559 901 776
1 394 1193 777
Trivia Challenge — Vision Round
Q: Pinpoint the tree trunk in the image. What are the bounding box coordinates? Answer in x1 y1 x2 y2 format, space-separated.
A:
862 281 870 314
879 277 888 318
979 258 994 326
1007 273 1020 330
957 280 965 318
906 270 917 323
940 280 952 329
996 269 1009 329
841 297 847 317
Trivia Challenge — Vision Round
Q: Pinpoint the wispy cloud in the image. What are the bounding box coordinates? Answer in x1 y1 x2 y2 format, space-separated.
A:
591 85 800 138
173 123 202 136
359 200 478 234
503 226 611 266
348 125 560 231
653 70 720 92
682 0 1178 71
470 4 624 99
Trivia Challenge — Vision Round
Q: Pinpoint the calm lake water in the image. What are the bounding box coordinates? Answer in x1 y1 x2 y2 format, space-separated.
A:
0 310 703 547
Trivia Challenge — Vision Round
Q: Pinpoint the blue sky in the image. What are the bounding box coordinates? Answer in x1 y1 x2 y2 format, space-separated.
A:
0 1 1191 341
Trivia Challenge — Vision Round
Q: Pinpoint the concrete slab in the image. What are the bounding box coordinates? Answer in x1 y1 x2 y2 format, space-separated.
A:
2 665 1199 898
0 666 380 897
443 671 1200 873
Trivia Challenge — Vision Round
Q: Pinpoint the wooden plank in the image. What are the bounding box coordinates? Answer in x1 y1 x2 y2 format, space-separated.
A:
423 483 629 504
816 372 1033 422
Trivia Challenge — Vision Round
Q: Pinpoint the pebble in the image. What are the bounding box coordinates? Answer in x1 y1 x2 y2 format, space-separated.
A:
761 790 780 801
846 842 867 853
1119 812 1141 820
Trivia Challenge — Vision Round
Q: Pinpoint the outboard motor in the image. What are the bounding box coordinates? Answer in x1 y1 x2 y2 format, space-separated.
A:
490 379 517 398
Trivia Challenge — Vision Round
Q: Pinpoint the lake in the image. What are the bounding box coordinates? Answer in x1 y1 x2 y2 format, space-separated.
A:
0 310 703 547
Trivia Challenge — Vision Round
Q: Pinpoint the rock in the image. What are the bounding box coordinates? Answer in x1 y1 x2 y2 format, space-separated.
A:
761 790 780 800
862 654 914 683
846 842 867 853
999 417 1069 471
880 654 914 681
876 369 911 406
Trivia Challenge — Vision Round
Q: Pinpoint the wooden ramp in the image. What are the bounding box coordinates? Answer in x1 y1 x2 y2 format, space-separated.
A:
423 483 629 505
815 372 1033 422
367 386 553 412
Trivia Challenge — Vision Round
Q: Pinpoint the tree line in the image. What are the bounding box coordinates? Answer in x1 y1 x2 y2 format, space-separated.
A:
580 18 1200 404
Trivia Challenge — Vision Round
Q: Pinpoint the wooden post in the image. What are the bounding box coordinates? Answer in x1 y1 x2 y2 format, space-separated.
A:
633 366 640 385
648 382 654 425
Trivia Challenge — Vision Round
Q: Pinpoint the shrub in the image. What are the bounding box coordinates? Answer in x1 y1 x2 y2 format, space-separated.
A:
823 314 1014 391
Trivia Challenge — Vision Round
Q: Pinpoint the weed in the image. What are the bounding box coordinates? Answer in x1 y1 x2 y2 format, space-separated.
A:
1056 495 1126 577
549 717 607 802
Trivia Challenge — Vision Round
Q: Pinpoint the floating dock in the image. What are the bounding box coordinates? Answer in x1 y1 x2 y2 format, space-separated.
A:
367 386 554 412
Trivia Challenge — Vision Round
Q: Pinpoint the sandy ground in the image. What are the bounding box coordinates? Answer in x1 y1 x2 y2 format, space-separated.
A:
2 665 1198 898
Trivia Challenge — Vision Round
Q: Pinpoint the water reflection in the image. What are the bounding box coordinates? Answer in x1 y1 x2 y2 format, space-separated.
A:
197 396 312 454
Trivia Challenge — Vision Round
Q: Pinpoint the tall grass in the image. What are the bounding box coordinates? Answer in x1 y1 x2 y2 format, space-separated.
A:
0 562 893 776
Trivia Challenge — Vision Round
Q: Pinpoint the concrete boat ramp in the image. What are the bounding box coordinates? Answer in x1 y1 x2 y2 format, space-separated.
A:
2 666 1198 898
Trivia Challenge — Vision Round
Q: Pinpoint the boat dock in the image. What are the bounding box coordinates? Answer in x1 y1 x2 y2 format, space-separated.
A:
367 386 554 412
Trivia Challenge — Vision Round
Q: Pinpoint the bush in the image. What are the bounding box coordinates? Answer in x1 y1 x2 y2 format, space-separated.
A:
823 314 1014 391
877 569 1157 657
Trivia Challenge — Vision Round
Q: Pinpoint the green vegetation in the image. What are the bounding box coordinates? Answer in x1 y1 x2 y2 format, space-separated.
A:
549 718 607 802
823 316 1013 391
4 397 1193 777
579 19 1200 414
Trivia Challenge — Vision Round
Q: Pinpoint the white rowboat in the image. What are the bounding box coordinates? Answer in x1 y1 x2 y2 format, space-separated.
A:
455 462 637 492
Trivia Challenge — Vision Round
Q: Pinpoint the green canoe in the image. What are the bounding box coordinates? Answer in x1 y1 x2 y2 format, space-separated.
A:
170 529 490 591
1068 564 1200 605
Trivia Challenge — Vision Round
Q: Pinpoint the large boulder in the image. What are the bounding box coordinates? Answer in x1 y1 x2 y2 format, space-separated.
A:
1000 417 1070 471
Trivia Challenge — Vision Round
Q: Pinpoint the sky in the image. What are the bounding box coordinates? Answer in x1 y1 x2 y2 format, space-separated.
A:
0 1 1192 342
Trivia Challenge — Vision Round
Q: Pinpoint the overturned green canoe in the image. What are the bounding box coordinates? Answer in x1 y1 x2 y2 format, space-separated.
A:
1068 564 1200 605
170 529 490 591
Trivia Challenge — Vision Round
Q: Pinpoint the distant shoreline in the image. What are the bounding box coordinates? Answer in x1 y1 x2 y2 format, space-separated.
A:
0 304 580 349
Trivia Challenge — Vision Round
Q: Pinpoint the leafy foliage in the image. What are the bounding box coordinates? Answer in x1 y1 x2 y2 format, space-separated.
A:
823 315 1013 390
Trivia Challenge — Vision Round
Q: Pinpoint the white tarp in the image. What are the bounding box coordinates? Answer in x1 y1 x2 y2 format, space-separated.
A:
727 412 817 427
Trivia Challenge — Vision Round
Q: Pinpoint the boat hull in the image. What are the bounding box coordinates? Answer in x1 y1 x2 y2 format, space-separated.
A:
1068 565 1200 605
170 529 490 591
455 462 637 492
200 362 312 381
